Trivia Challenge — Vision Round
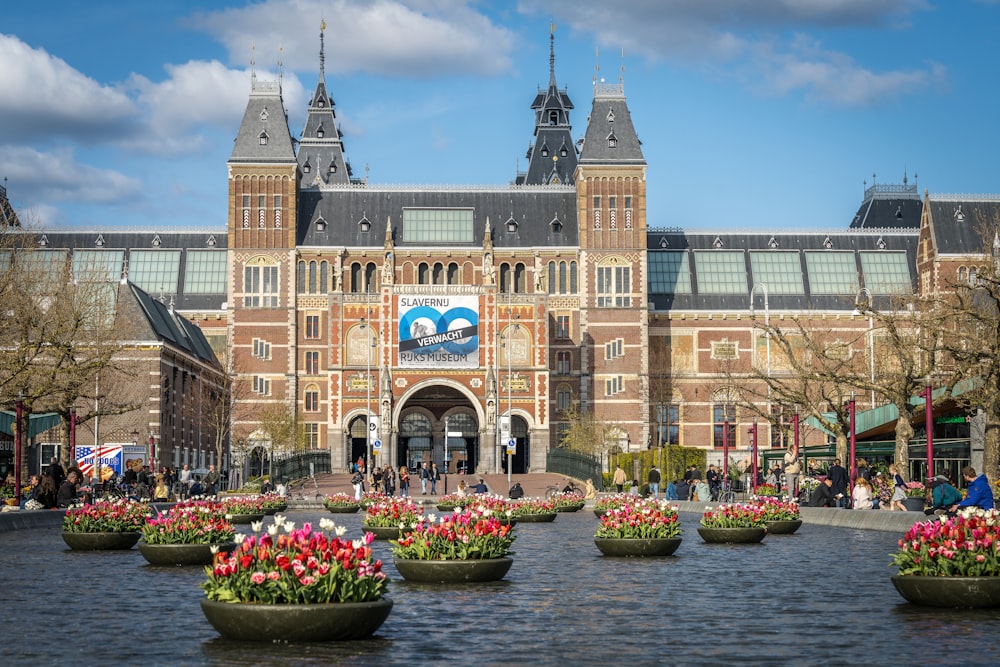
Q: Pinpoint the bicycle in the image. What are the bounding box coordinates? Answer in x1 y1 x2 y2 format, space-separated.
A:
716 479 736 504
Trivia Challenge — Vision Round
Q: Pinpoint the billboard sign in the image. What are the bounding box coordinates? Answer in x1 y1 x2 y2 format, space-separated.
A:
398 295 479 368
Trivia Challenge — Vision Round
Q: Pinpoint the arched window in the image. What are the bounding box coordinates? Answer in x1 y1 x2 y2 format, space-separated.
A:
448 262 459 285
958 266 968 284
365 263 377 292
559 261 567 293
418 263 430 285
433 263 445 285
514 263 526 293
319 261 328 294
548 262 557 295
350 263 363 293
308 261 317 293
297 261 306 293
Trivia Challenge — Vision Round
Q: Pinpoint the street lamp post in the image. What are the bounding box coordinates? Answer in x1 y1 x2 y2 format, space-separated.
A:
750 282 770 445
505 308 519 488
925 377 935 479
360 314 375 475
749 422 758 494
722 404 731 494
855 288 876 408
848 394 857 492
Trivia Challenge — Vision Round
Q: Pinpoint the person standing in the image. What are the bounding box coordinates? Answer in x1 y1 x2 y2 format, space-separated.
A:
398 465 410 497
827 459 849 507
889 464 908 511
419 462 429 495
46 456 65 491
647 466 661 498
782 448 800 500
706 464 720 501
178 464 192 499
613 464 627 493
429 463 440 494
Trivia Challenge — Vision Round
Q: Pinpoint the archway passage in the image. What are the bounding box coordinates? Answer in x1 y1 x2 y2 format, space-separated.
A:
397 384 479 474
501 415 530 474
348 416 367 472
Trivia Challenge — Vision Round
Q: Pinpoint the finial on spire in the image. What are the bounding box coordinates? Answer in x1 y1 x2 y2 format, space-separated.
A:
250 42 256 87
593 47 600 86
319 18 326 80
620 48 625 85
277 46 284 86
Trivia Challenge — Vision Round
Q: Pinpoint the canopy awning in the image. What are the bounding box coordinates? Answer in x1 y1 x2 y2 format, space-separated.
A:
0 411 62 439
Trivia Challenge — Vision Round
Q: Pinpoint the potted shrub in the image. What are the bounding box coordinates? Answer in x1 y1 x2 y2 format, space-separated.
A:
61 499 151 550
391 507 516 582
903 481 928 512
200 517 392 641
891 508 1000 607
362 497 422 540
323 492 361 513
755 497 802 535
594 498 682 556
698 503 768 543
138 502 236 565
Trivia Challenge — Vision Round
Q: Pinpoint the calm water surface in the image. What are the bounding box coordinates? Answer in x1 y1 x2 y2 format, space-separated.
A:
2 510 1000 666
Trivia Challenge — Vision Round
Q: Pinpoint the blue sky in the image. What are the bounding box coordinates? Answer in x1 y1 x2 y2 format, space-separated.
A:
1 0 998 232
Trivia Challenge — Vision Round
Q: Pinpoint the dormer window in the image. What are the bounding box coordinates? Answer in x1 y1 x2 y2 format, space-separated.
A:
315 216 327 231
548 110 558 125
303 160 311 173
328 160 337 174
359 215 371 233
318 99 325 108
260 107 269 121
317 123 325 138
895 205 903 220
541 143 549 158
37 234 48 247
955 205 965 222
258 132 269 145
550 215 563 233
607 132 617 148
560 145 568 157
506 216 518 233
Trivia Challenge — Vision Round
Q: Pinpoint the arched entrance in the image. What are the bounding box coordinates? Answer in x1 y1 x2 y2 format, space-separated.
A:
348 416 368 472
501 415 530 474
395 382 481 474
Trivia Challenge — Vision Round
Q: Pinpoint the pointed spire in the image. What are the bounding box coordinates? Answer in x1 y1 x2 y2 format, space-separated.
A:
319 18 326 82
384 216 393 245
548 23 557 89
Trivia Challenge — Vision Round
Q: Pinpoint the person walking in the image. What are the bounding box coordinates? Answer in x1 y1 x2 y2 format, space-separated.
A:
647 466 661 498
398 465 410 497
827 459 849 507
613 464 627 493
203 464 220 497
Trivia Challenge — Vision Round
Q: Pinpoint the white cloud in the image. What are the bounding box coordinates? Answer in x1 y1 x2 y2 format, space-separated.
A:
189 0 516 77
0 145 142 206
0 34 137 143
518 0 939 107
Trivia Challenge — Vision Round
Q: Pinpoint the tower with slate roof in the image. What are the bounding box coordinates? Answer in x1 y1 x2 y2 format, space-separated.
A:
574 60 650 451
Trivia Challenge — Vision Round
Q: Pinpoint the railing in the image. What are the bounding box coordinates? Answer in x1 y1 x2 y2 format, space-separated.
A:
272 451 331 483
546 448 602 489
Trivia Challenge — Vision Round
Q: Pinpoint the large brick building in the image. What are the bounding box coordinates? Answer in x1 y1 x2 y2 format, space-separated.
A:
7 29 1000 478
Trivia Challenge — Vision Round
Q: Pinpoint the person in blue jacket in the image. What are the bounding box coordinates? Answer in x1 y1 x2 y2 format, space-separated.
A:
951 466 995 512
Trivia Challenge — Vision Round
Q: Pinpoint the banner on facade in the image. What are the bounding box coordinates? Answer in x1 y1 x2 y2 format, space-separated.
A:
397 295 480 368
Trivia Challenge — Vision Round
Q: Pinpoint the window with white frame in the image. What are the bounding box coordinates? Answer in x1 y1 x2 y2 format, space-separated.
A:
596 259 631 307
244 261 279 308
605 338 624 360
252 338 271 360
252 376 271 395
305 314 321 339
305 423 320 449
304 384 319 412
605 375 624 396
305 351 320 375
556 351 571 375
555 314 570 339
556 385 572 412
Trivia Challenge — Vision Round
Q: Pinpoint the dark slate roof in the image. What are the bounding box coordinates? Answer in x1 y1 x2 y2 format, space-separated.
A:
230 79 297 164
11 230 228 312
296 186 579 249
646 229 918 313
926 195 1000 256
126 283 219 365
578 83 645 166
297 72 353 185
518 31 578 186
849 182 922 229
